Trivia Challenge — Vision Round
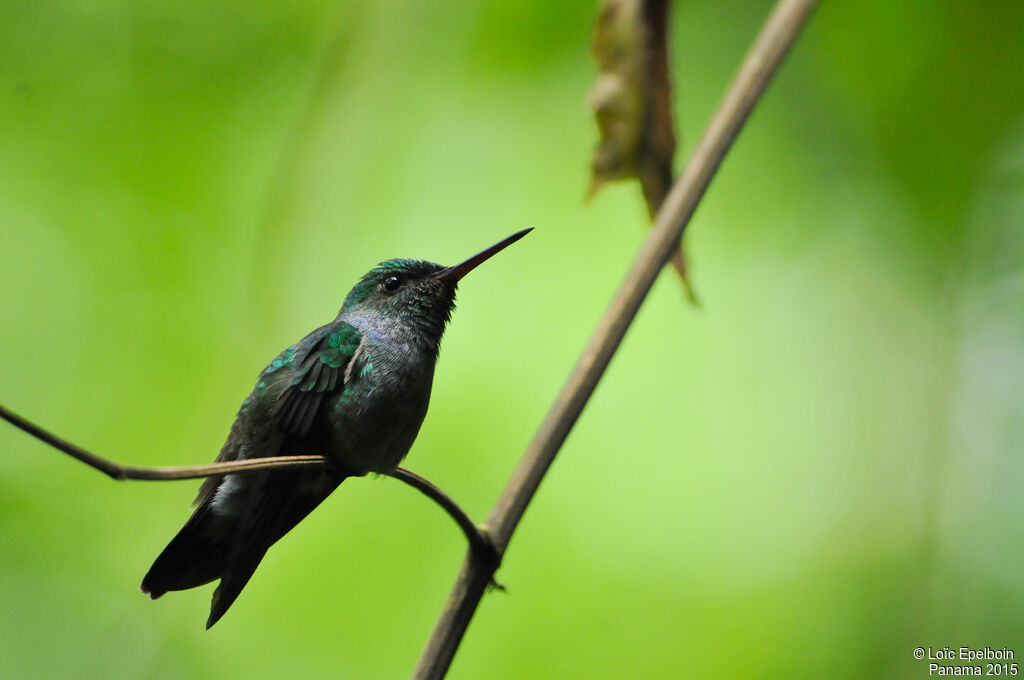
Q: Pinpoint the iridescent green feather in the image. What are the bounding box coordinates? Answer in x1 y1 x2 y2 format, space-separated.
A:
266 322 362 436
322 326 360 368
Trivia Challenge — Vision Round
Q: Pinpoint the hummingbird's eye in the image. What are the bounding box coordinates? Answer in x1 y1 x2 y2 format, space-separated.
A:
383 275 402 292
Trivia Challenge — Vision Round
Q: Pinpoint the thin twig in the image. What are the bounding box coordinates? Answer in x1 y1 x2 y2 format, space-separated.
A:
0 403 328 480
411 1 820 677
0 403 489 554
386 468 495 559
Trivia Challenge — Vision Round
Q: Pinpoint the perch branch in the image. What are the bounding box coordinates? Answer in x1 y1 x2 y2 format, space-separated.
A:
386 467 496 559
0 403 489 555
412 0 820 677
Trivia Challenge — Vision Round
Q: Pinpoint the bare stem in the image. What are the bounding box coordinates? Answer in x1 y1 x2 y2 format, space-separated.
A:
0 403 488 553
412 1 820 677
388 468 496 560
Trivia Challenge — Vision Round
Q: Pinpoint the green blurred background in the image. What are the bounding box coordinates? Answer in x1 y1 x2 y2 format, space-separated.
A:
1 0 1022 677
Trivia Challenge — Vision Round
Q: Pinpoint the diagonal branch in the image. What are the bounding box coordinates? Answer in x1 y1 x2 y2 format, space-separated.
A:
412 0 820 677
0 403 490 556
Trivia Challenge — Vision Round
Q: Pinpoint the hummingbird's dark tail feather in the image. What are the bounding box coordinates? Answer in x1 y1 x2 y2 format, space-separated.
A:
205 468 343 629
141 467 343 627
141 502 229 599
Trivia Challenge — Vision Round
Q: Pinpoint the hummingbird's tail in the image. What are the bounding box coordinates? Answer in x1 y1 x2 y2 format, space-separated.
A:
141 468 343 628
140 501 229 599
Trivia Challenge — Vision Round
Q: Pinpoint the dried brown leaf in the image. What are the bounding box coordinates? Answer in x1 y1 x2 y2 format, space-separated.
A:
588 0 697 304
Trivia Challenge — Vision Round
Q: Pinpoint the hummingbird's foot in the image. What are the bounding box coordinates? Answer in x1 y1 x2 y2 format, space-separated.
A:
487 577 507 593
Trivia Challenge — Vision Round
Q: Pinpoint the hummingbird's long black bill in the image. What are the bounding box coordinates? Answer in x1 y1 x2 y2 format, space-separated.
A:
432 228 533 282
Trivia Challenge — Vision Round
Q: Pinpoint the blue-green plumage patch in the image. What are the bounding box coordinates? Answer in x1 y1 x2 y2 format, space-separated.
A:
321 349 343 368
343 279 374 307
374 259 418 273
264 345 297 375
360 361 373 379
321 326 360 368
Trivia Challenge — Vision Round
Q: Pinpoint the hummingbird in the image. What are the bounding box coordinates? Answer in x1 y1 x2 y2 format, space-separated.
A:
140 229 530 628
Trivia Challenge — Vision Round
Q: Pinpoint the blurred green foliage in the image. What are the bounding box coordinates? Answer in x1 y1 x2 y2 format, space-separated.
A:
1 1 1022 678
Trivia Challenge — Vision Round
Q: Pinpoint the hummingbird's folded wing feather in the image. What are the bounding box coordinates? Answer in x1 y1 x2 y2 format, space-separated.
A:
192 322 361 506
270 321 361 436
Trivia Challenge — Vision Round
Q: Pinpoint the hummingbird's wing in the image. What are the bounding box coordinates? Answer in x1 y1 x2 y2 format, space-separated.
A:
142 321 365 627
193 322 361 506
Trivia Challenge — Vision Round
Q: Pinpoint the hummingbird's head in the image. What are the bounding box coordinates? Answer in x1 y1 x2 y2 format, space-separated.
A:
339 229 532 350
341 259 458 330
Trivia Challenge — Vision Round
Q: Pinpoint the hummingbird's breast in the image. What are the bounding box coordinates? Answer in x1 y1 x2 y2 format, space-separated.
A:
326 329 437 475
